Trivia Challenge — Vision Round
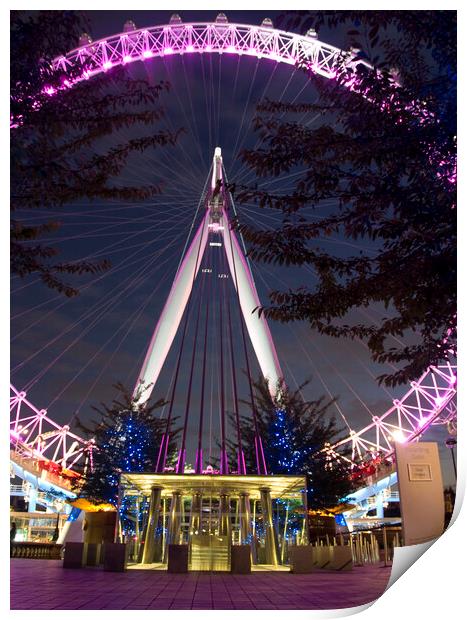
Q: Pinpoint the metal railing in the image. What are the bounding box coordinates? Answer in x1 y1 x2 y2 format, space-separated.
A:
311 526 403 567
10 542 62 560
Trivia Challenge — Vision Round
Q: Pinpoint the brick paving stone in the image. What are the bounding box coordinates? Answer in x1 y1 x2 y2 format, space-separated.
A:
10 558 391 610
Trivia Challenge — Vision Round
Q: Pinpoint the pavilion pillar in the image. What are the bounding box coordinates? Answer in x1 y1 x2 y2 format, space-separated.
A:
134 496 141 561
167 491 183 546
239 492 257 564
239 493 252 543
141 486 162 564
190 492 203 534
260 487 279 566
219 493 231 540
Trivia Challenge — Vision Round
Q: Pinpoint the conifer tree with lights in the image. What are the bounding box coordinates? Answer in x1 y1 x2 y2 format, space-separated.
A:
228 375 354 510
75 382 179 518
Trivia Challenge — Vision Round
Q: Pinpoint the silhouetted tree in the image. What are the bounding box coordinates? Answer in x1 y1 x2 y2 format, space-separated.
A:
233 11 456 386
11 11 182 296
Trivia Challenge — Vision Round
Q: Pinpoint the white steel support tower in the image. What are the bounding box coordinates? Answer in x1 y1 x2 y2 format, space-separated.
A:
133 147 282 474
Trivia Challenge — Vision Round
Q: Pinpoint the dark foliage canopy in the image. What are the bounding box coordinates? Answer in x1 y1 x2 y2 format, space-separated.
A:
11 11 182 296
233 11 456 386
75 382 178 505
227 376 354 509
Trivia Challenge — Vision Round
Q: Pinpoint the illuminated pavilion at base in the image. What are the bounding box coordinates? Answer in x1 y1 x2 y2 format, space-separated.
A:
119 473 308 569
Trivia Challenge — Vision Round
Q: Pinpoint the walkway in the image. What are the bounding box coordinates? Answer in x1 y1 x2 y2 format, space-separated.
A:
10 559 391 610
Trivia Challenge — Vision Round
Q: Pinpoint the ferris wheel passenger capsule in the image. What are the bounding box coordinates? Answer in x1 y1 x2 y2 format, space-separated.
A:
215 13 228 24
123 20 137 33
261 18 273 28
79 32 92 47
170 14 182 25
306 28 318 38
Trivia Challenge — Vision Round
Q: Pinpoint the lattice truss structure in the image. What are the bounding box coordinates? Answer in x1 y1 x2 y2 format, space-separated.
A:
53 15 369 80
326 363 457 465
10 384 94 472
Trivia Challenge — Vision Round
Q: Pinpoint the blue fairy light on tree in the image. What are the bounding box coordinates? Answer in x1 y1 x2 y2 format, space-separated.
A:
267 408 312 474
227 375 354 510
75 382 179 519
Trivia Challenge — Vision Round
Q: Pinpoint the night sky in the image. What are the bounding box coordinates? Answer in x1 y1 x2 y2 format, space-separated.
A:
10 10 456 485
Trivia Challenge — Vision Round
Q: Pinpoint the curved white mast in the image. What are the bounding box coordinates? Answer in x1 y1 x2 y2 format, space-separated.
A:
134 147 282 406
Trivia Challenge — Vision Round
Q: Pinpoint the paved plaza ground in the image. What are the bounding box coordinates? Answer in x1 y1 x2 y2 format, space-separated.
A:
10 558 392 610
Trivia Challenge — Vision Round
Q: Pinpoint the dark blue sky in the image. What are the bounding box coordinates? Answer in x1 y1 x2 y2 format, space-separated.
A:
10 10 456 485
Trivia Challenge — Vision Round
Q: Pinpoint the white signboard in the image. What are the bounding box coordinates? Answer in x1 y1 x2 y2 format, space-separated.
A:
407 463 432 482
395 442 445 546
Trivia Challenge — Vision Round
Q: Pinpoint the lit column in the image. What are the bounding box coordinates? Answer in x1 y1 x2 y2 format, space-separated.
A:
134 496 140 560
190 492 203 534
167 491 183 546
260 487 279 566
239 492 257 564
141 486 162 564
219 493 231 540
114 484 123 542
300 489 309 545
239 493 251 543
